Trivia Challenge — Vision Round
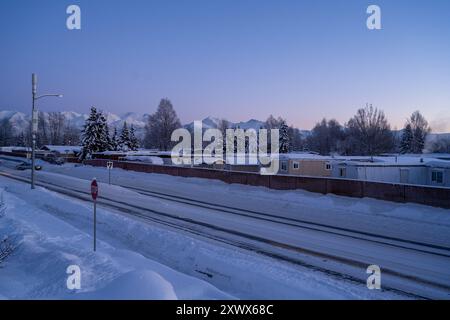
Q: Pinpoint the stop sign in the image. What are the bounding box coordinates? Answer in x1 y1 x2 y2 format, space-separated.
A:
91 179 98 200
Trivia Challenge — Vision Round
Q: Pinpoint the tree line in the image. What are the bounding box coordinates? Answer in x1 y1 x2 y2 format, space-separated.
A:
1 101 447 156
304 106 432 156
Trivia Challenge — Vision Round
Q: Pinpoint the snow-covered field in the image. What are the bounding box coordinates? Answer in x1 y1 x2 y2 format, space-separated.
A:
0 156 449 299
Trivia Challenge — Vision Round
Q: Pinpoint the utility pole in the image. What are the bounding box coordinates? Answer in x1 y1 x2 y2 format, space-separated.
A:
30 73 63 189
31 74 37 189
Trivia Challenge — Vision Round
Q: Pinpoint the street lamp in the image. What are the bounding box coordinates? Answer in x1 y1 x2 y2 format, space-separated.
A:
31 73 63 189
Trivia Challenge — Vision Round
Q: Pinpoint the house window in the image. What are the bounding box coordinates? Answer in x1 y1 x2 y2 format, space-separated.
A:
339 168 346 177
293 161 300 169
325 163 331 170
281 161 288 172
431 171 444 184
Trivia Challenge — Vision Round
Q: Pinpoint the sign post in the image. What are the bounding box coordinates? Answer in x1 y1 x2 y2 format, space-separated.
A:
106 161 113 185
90 178 98 252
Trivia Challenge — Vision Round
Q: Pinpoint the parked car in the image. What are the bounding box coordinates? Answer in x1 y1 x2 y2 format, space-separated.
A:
15 162 42 171
43 153 65 165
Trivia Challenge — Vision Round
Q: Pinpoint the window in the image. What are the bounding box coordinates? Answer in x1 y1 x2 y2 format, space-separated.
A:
281 161 288 172
325 162 331 170
293 161 300 169
339 168 346 177
431 171 444 184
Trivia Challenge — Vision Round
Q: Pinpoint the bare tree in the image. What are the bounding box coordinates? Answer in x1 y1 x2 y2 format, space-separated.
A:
0 119 13 146
48 112 66 145
264 115 285 152
63 121 81 146
288 126 305 151
37 111 49 147
144 98 182 151
217 119 230 153
345 104 394 156
307 118 344 155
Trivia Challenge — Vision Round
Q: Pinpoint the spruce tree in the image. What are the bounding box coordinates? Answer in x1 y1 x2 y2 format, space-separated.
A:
129 125 140 151
118 122 131 151
80 107 110 159
104 120 114 151
110 127 119 151
279 121 290 153
400 124 413 154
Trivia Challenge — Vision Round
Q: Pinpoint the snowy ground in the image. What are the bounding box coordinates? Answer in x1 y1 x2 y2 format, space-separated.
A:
0 177 401 300
0 182 231 300
1 156 449 299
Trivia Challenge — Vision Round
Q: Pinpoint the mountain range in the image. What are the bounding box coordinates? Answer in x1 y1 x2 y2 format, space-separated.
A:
0 110 269 138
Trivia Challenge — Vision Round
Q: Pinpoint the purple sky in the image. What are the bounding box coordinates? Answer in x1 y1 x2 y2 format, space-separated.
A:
1 0 449 131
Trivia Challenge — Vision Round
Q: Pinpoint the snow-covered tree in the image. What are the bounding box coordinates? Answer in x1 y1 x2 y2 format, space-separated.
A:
129 125 139 151
104 121 114 151
118 122 131 151
110 127 119 151
80 107 111 160
279 121 290 153
400 123 413 154
409 111 430 154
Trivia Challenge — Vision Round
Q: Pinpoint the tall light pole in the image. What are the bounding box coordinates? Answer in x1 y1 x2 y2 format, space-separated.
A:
31 73 63 189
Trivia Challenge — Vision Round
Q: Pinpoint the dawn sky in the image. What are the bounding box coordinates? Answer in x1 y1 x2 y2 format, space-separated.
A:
1 0 450 131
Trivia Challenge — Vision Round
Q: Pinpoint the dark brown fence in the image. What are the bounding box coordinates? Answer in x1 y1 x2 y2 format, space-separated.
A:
84 159 450 209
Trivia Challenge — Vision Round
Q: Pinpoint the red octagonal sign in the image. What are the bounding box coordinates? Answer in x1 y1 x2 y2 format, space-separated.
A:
91 179 98 200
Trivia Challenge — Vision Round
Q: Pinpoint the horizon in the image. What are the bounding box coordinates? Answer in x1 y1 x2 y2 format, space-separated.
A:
1 0 450 132
2 107 450 134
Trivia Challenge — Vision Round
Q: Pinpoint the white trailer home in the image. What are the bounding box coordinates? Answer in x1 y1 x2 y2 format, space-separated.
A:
332 157 450 187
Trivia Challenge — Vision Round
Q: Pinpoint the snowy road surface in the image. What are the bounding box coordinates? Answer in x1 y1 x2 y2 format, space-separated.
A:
1 157 449 299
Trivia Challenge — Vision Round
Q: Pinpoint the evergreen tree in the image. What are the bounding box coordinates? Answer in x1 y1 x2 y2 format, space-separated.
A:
110 127 119 151
80 107 110 160
16 132 27 147
118 122 131 151
279 121 290 153
129 125 139 151
403 111 430 154
400 123 413 154
104 120 114 151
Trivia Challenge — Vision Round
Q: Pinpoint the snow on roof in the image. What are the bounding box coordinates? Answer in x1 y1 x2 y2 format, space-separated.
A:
0 146 31 152
279 153 372 161
41 145 81 153
335 155 450 167
426 161 450 169
123 155 164 165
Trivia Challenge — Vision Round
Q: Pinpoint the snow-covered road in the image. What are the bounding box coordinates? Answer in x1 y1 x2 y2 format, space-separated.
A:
1 157 449 299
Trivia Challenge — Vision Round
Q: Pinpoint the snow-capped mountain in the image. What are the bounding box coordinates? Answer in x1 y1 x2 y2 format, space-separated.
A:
184 117 266 131
0 110 149 135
